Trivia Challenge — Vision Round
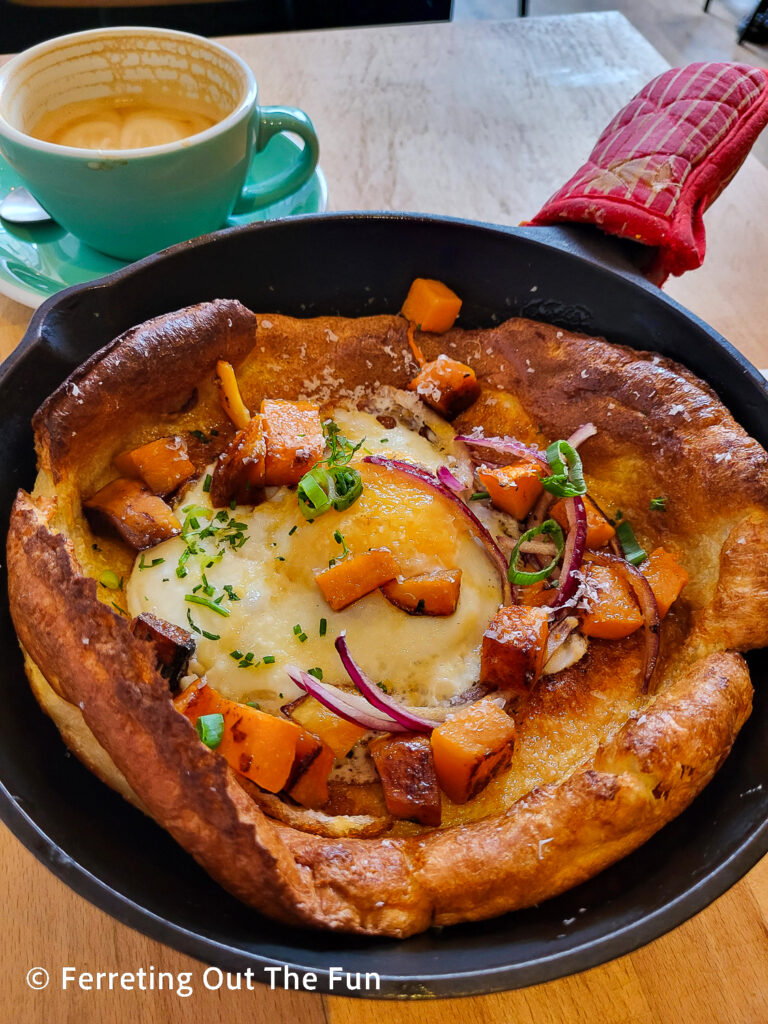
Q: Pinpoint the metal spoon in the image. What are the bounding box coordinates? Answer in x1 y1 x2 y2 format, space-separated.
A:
0 186 53 224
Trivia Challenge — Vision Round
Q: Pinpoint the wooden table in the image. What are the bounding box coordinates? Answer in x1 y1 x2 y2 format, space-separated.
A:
3 13 768 1023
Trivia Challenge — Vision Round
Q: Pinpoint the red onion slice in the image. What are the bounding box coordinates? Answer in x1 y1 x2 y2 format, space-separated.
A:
582 551 661 693
437 464 465 494
284 665 408 732
335 634 436 733
566 422 597 449
550 496 587 611
363 455 511 603
454 434 550 472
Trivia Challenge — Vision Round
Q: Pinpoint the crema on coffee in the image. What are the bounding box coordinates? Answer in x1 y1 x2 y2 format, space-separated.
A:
30 96 219 150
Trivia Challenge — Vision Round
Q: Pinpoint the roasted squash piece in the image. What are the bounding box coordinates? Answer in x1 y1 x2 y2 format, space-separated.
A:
381 569 462 616
83 477 180 550
370 732 442 826
519 580 556 607
476 461 543 520
175 680 303 792
401 277 462 333
130 612 195 692
431 698 516 804
209 415 266 509
408 355 480 419
551 494 615 549
261 399 324 486
285 731 335 809
215 359 251 430
315 549 399 611
284 694 367 758
641 547 689 617
580 564 643 639
480 605 549 694
113 435 195 497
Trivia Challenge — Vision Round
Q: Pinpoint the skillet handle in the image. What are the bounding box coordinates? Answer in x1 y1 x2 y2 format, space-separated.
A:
527 62 768 286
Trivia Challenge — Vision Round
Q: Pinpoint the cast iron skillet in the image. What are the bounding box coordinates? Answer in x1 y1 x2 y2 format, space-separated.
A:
2 212 768 998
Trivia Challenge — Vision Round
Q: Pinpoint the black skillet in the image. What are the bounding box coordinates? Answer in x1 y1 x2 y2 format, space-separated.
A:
2 212 768 998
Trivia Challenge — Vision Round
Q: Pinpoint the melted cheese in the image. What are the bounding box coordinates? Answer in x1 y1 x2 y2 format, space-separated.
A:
126 409 502 713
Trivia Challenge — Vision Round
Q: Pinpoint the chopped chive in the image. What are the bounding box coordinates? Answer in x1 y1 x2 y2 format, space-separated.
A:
203 474 212 493
195 713 224 748
202 628 221 641
649 495 668 511
289 525 298 536
246 701 261 710
307 667 323 680
263 655 276 664
110 601 128 617
298 633 308 643
230 498 237 510
293 623 302 635
138 554 164 570
99 570 121 590
190 429 209 444
319 618 327 637
469 490 490 501
276 556 286 562
230 649 244 660
185 594 231 617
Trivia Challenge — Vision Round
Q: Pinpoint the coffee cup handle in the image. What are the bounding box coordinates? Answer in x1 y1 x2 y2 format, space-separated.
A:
233 106 319 214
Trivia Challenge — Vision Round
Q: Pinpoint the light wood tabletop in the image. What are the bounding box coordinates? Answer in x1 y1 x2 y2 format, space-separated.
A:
2 13 768 1023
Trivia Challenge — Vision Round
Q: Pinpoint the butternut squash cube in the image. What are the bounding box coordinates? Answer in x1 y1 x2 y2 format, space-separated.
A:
430 698 516 804
209 415 266 508
285 731 335 809
476 461 543 520
641 547 689 618
551 495 615 549
480 605 549 693
580 564 643 639
285 694 368 759
408 355 480 419
401 277 462 333
174 680 303 793
261 399 324 485
370 733 442 826
381 569 462 616
315 549 399 611
113 435 195 497
83 477 180 550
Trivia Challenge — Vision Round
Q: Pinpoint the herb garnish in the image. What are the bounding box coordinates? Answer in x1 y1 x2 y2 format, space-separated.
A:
615 519 647 566
297 420 365 521
186 608 220 641
319 617 327 637
469 490 490 501
175 505 249 579
329 529 350 567
508 519 565 585
99 570 121 590
649 496 668 511
138 554 164 571
540 440 587 498
190 429 210 445
307 667 323 680
195 713 224 748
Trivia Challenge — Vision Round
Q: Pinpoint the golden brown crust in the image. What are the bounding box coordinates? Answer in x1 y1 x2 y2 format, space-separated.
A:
7 300 768 937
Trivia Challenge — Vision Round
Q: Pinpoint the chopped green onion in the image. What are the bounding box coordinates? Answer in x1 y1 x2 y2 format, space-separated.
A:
541 440 587 498
185 594 231 617
319 618 327 637
99 570 121 590
195 713 224 748
138 555 164 571
469 491 490 501
297 468 333 520
616 519 647 566
649 496 667 511
508 519 565 585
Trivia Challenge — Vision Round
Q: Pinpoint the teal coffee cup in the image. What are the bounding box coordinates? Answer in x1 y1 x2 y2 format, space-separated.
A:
0 27 319 260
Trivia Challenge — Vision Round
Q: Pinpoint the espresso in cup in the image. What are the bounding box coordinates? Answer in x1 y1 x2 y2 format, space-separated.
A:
0 27 319 261
30 95 218 150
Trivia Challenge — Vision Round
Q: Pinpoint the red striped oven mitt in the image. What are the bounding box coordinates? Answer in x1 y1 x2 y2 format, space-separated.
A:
529 62 768 284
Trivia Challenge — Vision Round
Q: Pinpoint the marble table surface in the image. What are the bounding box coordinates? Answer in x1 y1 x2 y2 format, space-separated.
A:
2 12 768 1024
